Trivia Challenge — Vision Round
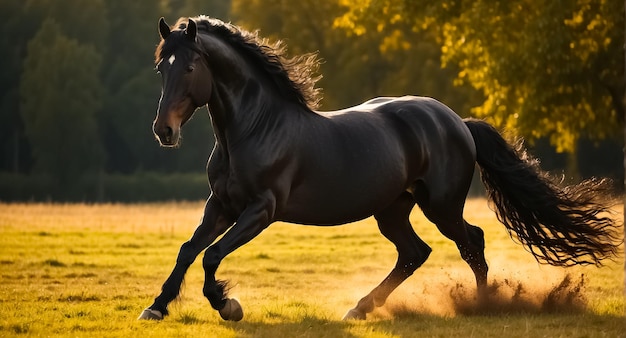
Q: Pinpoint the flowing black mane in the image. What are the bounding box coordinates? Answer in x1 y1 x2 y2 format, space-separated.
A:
155 16 322 110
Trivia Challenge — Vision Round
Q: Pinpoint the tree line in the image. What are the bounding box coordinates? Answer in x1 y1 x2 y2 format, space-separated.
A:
0 0 622 201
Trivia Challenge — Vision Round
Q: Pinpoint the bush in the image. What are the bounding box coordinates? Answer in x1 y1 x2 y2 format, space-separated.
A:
0 171 485 203
0 173 56 201
103 172 209 202
0 172 209 202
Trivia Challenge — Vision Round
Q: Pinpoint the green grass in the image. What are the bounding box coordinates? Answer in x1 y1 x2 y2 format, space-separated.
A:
0 201 623 337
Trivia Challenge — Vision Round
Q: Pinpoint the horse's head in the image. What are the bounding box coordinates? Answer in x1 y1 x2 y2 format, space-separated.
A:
153 18 212 147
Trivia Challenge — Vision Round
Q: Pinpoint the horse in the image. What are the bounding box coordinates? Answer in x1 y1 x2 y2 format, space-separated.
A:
138 16 621 321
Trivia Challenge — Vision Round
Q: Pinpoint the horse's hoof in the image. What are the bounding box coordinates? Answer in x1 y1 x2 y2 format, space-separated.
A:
138 308 163 321
342 308 366 320
219 298 244 321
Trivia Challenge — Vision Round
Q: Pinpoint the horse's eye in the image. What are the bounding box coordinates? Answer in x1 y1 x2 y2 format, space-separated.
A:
187 65 194 73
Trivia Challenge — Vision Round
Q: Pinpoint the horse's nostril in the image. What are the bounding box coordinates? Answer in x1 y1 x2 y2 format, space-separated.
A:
164 126 173 143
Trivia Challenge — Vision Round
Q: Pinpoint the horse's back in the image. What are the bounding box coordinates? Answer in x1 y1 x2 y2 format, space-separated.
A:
329 96 469 135
345 96 475 165
280 96 476 224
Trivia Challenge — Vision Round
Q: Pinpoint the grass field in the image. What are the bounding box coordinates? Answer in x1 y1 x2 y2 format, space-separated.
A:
0 200 624 337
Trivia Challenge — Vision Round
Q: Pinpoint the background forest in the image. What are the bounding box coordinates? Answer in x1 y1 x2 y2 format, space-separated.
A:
0 0 623 201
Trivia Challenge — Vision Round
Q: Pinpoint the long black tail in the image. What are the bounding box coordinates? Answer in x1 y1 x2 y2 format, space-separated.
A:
464 118 622 266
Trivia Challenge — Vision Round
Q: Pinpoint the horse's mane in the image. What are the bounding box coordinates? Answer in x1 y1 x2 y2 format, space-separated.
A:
155 16 322 110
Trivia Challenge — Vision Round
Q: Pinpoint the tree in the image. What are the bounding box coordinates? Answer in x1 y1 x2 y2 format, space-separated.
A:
100 0 217 174
231 0 478 112
99 0 164 173
0 1 40 173
20 19 104 183
24 0 109 52
336 0 624 153
167 0 231 19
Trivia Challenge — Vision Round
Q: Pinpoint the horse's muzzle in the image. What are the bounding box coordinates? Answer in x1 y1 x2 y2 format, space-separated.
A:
153 123 180 147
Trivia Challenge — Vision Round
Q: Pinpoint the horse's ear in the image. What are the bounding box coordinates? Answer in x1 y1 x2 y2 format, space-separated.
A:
159 17 170 40
185 19 197 41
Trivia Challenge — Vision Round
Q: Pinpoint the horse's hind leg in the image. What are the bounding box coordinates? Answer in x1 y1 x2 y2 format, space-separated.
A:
343 192 431 320
420 199 488 293
460 222 488 291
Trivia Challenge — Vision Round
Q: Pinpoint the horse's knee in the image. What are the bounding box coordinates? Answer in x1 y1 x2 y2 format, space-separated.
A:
416 239 432 262
202 247 222 274
176 241 197 264
419 243 432 264
467 224 485 249
399 243 432 276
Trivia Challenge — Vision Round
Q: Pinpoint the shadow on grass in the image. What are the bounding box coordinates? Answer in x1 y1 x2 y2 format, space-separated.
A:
223 315 359 338
163 274 624 337
217 311 625 338
220 273 623 337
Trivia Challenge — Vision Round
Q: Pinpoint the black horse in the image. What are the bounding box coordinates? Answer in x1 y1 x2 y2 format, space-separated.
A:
139 16 620 321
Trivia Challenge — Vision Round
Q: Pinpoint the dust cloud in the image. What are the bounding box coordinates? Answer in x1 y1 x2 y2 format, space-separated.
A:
373 271 588 318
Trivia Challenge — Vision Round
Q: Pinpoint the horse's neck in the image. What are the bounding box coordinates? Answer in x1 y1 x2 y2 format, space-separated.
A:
208 74 292 146
201 36 305 146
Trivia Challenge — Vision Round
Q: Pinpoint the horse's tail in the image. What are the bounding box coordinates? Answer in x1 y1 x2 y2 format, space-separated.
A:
464 118 622 266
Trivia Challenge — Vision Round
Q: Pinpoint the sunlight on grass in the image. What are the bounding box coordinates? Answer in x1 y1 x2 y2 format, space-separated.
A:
0 200 623 337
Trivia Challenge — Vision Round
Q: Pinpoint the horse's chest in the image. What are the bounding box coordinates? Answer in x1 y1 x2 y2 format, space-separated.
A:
208 158 256 215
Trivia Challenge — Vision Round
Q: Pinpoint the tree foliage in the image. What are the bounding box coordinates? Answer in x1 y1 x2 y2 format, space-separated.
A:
0 1 39 173
337 0 624 152
20 19 104 182
0 0 622 201
231 0 477 112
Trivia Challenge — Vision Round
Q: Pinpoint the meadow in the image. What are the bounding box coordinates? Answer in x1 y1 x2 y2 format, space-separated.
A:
0 200 623 337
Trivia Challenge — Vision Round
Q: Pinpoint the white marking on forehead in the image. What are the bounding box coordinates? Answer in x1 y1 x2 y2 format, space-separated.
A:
168 55 176 65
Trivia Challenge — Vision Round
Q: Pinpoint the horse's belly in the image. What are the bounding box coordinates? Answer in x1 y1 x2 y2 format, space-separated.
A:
277 176 407 226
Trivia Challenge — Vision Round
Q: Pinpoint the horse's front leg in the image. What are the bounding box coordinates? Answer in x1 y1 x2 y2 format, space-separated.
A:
201 191 276 321
138 196 233 320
